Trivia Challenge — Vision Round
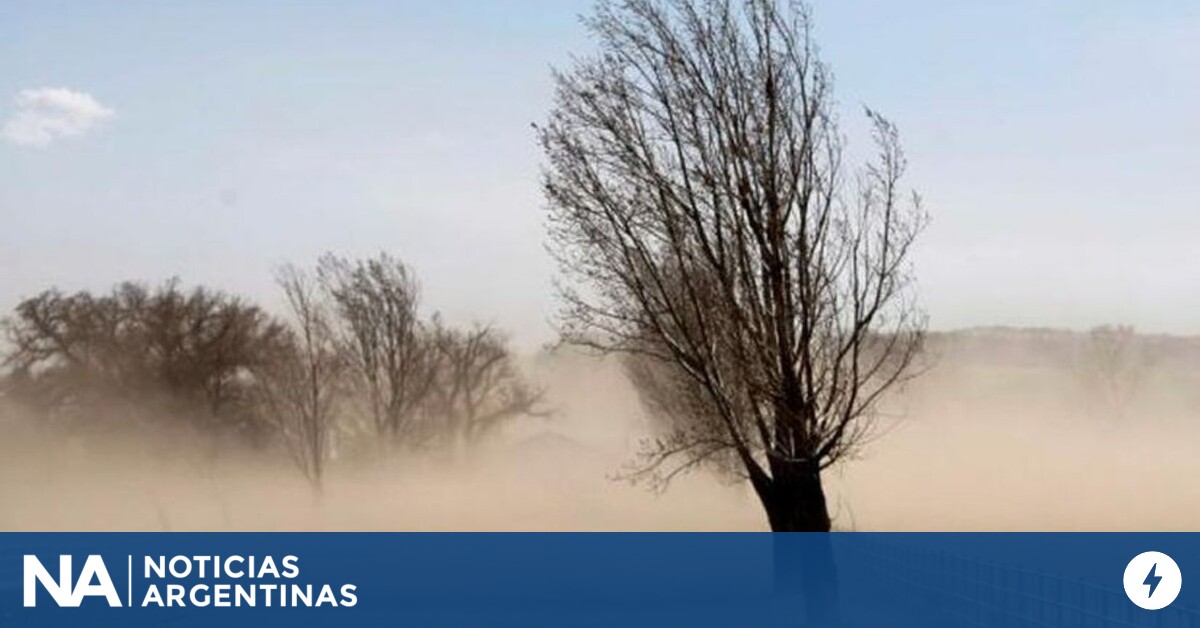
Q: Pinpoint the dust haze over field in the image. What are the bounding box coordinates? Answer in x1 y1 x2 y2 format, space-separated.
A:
3 329 1198 532
2 1 1198 538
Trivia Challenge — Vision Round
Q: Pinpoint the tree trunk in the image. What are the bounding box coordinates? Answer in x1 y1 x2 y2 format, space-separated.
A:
756 461 841 626
761 461 832 532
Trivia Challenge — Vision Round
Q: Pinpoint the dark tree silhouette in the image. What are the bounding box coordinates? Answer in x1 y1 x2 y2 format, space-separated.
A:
317 253 438 446
2 280 286 437
293 252 548 459
540 0 926 532
426 322 548 456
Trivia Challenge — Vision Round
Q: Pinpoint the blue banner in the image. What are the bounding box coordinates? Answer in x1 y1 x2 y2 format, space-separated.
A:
2 533 1197 627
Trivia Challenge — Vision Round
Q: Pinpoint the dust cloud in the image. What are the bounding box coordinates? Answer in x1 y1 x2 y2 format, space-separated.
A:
2 329 1198 531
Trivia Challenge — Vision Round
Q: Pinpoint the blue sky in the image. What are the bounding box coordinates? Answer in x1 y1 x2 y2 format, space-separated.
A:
1 1 1197 347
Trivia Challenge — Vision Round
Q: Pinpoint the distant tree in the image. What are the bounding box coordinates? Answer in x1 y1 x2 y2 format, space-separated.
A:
425 322 548 456
1 281 286 437
317 253 438 447
310 252 546 456
1076 324 1149 419
540 0 926 532
258 266 344 488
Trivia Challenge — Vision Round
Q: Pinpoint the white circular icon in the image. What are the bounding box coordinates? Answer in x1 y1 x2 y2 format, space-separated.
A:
1124 551 1182 610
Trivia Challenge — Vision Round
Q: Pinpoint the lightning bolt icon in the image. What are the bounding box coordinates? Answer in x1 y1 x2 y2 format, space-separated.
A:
1144 563 1163 598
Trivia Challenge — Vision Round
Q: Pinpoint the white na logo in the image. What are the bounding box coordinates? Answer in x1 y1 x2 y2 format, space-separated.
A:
23 555 122 608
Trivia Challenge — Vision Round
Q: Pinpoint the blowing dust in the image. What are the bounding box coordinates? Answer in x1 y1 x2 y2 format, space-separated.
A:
2 330 1198 531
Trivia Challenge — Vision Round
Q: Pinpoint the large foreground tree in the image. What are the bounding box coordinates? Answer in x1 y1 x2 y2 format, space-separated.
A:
540 0 926 531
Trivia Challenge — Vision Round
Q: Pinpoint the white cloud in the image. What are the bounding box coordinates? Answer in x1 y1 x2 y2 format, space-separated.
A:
2 87 115 148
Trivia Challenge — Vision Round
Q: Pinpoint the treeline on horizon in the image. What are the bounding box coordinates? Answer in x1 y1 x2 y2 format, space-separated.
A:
0 253 547 487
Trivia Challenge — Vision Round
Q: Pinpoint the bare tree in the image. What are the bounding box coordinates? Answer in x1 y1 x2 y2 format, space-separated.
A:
317 253 437 447
259 266 342 488
539 0 926 532
426 322 548 457
0 263 546 483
